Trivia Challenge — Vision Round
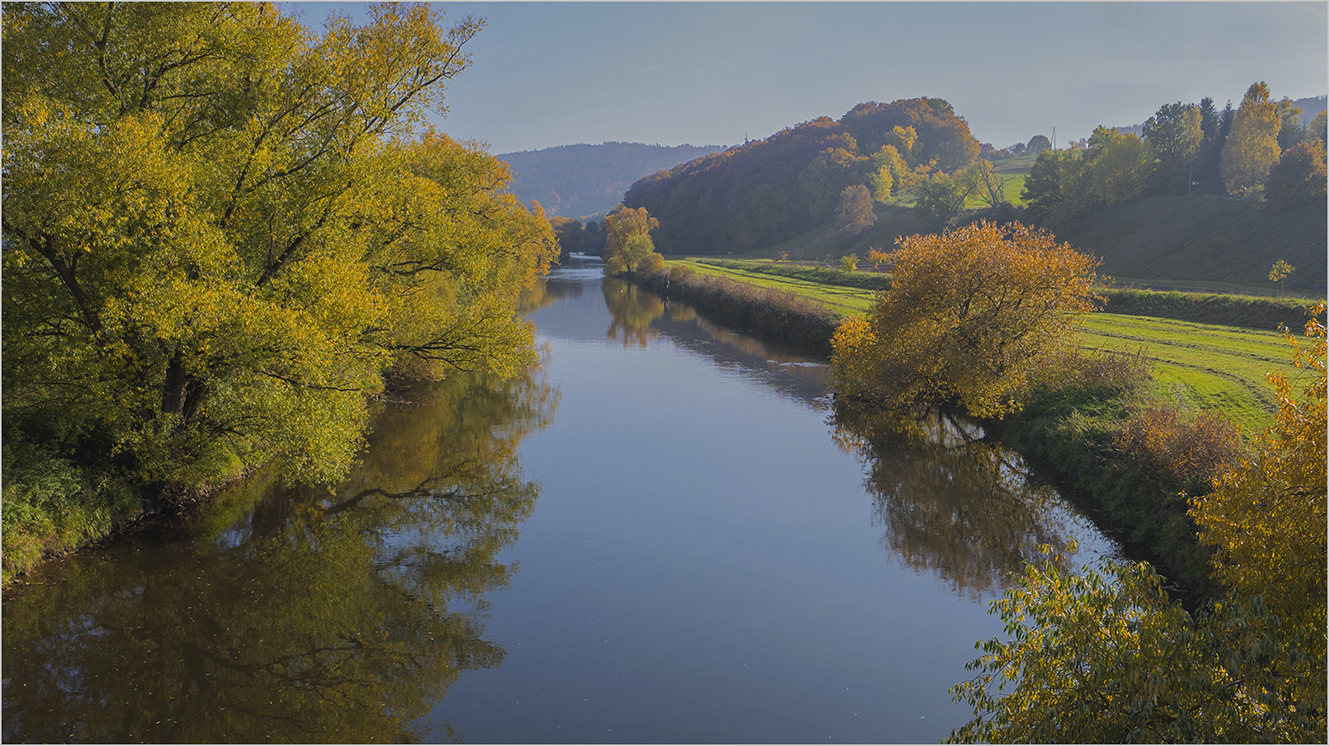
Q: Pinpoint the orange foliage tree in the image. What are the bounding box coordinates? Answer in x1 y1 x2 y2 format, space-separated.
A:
831 222 1101 418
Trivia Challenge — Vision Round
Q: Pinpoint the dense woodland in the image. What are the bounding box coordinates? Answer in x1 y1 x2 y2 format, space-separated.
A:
498 142 725 220
623 98 981 254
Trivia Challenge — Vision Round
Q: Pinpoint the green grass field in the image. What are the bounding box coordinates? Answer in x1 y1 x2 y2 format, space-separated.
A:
664 258 1298 431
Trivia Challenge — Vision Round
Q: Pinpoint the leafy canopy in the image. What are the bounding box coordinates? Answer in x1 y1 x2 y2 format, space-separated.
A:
2 3 557 492
831 222 1101 418
949 306 1327 744
1221 82 1282 195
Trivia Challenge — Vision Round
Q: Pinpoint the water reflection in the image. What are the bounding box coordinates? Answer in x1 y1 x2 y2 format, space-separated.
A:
830 403 1075 600
603 277 665 347
1 371 555 743
518 272 584 313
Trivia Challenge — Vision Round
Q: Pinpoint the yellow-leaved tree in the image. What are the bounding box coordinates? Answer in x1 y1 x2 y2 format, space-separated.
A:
2 3 557 500
948 305 1327 743
1191 304 1327 649
831 222 1101 418
601 205 660 276
1221 82 1283 195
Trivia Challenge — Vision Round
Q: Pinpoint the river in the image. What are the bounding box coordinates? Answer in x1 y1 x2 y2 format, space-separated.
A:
1 263 1119 743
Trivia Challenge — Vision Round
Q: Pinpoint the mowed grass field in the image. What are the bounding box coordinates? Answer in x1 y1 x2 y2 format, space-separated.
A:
664 258 1298 431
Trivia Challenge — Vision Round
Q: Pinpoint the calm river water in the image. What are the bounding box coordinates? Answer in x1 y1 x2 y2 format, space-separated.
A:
2 264 1120 743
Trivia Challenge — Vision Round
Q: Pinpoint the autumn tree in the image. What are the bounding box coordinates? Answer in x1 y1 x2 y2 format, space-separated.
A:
1026 134 1051 154
948 546 1324 743
1310 110 1328 144
965 159 1013 209
1276 97 1306 152
867 145 908 200
834 184 876 235
1143 102 1203 194
1021 148 1081 222
601 204 659 275
799 145 867 219
1264 139 1328 211
618 234 657 273
1192 306 1327 642
1021 128 1151 224
831 222 1101 418
1221 82 1283 195
884 126 918 163
1 3 557 498
912 171 975 231
950 308 1328 744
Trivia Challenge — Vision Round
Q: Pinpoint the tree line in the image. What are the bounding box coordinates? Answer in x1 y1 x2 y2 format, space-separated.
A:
1 2 557 545
1021 83 1327 227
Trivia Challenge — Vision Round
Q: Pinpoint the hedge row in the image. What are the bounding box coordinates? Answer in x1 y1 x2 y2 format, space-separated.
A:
1100 288 1322 331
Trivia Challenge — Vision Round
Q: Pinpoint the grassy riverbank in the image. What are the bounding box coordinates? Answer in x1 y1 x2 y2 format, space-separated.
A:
635 261 1315 591
668 258 1309 432
2 444 143 586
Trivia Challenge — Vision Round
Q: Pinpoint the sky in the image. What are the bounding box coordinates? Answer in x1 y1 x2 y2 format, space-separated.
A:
290 2 1329 155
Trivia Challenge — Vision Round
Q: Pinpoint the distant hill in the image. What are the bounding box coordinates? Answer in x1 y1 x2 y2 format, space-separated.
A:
624 98 982 254
496 142 727 220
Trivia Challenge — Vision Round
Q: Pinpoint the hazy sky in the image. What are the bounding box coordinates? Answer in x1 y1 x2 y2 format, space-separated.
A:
292 2 1328 154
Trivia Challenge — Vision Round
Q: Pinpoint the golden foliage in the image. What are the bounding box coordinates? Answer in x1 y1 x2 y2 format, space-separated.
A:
1113 403 1243 495
1191 304 1327 638
831 222 1102 418
951 304 1328 744
1221 82 1283 195
1 4 557 490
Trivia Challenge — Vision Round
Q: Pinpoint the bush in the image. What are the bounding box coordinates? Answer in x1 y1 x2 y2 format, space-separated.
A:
1114 404 1244 496
635 252 665 277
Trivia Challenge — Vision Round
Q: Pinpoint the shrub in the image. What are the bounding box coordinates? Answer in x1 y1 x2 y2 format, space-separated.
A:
635 252 666 277
1114 403 1244 496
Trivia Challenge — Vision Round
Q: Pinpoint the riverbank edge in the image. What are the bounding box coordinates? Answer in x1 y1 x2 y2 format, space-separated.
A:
633 267 1218 593
1 383 431 590
0 455 261 589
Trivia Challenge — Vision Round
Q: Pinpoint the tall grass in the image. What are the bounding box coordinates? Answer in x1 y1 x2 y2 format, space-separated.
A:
2 441 142 585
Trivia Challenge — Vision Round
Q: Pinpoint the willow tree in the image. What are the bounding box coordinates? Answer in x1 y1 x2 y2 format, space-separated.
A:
2 3 556 498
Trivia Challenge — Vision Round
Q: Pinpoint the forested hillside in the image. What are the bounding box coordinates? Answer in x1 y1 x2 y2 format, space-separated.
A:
498 142 725 219
623 98 981 254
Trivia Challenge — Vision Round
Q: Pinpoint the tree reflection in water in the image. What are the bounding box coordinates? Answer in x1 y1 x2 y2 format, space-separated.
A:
830 402 1074 600
603 277 665 347
1 370 556 744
